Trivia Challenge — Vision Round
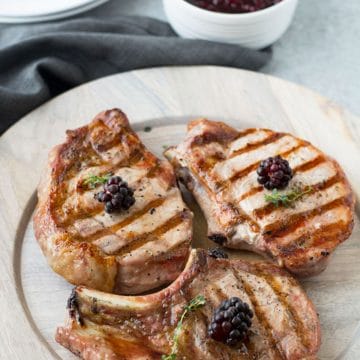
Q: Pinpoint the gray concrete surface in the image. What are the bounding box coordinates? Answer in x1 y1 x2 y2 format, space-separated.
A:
89 0 360 117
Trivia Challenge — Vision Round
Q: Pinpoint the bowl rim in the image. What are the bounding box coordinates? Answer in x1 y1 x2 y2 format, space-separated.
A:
168 0 296 19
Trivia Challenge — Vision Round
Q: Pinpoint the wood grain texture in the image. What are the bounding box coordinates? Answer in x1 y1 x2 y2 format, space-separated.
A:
0 66 359 360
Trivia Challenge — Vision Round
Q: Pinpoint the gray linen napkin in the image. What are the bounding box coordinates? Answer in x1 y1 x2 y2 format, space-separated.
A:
0 16 271 134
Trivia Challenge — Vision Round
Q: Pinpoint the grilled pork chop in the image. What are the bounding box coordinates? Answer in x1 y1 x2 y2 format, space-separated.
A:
56 249 321 359
33 109 192 294
165 119 355 276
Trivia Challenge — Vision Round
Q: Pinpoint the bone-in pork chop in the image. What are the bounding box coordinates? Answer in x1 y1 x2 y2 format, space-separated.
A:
33 109 192 294
56 249 321 359
165 119 355 276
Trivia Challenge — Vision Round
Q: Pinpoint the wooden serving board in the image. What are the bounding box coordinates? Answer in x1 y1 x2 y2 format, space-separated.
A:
1 66 359 360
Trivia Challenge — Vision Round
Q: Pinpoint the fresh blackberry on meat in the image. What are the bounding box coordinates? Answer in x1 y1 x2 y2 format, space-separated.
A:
257 155 293 190
97 176 135 214
208 248 229 259
208 297 253 346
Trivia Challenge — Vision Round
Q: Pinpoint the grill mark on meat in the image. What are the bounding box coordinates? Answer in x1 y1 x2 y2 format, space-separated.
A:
103 335 161 358
125 147 148 166
62 130 145 190
102 196 166 235
234 128 259 139
79 197 167 244
92 135 124 153
73 147 147 194
112 212 187 256
190 127 257 149
179 162 263 238
61 159 159 227
278 221 348 257
263 197 347 242
229 208 261 233
205 282 235 305
190 130 237 147
292 155 326 173
221 162 260 188
217 143 303 191
311 221 349 247
166 120 354 277
255 174 342 219
210 134 287 188
237 186 263 202
210 202 261 235
280 143 305 158
194 131 273 175
214 144 320 233
263 205 349 251
189 130 261 174
147 160 162 178
207 277 268 358
225 143 315 203
223 144 312 203
223 163 258 188
36 109 193 295
56 250 321 358
195 143 313 214
186 168 262 235
194 152 226 173
228 133 285 159
232 271 284 358
56 137 101 184
253 264 309 349
202 275 265 357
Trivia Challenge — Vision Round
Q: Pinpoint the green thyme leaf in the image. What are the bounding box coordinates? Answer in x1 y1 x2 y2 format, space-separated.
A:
264 186 313 208
162 354 176 360
83 173 112 189
186 295 206 311
162 295 206 360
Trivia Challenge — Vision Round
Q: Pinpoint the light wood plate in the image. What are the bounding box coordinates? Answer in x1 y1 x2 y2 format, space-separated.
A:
1 66 359 360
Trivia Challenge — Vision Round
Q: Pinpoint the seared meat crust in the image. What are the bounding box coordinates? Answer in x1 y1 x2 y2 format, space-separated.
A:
33 109 192 294
56 249 321 359
165 119 355 276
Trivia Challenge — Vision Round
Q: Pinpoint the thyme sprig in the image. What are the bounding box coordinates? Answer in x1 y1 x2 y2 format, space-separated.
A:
264 186 313 207
82 173 112 189
162 295 206 360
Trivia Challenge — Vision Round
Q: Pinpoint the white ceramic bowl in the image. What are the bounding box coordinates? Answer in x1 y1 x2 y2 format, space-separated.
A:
163 0 298 49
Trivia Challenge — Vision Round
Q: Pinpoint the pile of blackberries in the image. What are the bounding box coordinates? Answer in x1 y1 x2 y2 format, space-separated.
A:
257 155 293 190
97 176 135 214
208 297 253 346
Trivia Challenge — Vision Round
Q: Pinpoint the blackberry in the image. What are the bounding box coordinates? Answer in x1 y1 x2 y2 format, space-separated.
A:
97 176 135 214
257 155 293 190
208 248 229 259
208 297 253 346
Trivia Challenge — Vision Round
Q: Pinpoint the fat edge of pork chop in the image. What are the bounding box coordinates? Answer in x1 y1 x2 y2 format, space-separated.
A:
56 249 321 360
33 109 192 294
164 119 355 277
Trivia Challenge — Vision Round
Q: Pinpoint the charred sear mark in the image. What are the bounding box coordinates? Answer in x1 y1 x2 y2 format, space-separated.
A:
67 288 84 326
208 233 227 245
191 132 227 147
228 132 285 159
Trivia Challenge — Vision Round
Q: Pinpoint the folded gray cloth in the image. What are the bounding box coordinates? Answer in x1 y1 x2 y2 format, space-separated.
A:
0 16 271 134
